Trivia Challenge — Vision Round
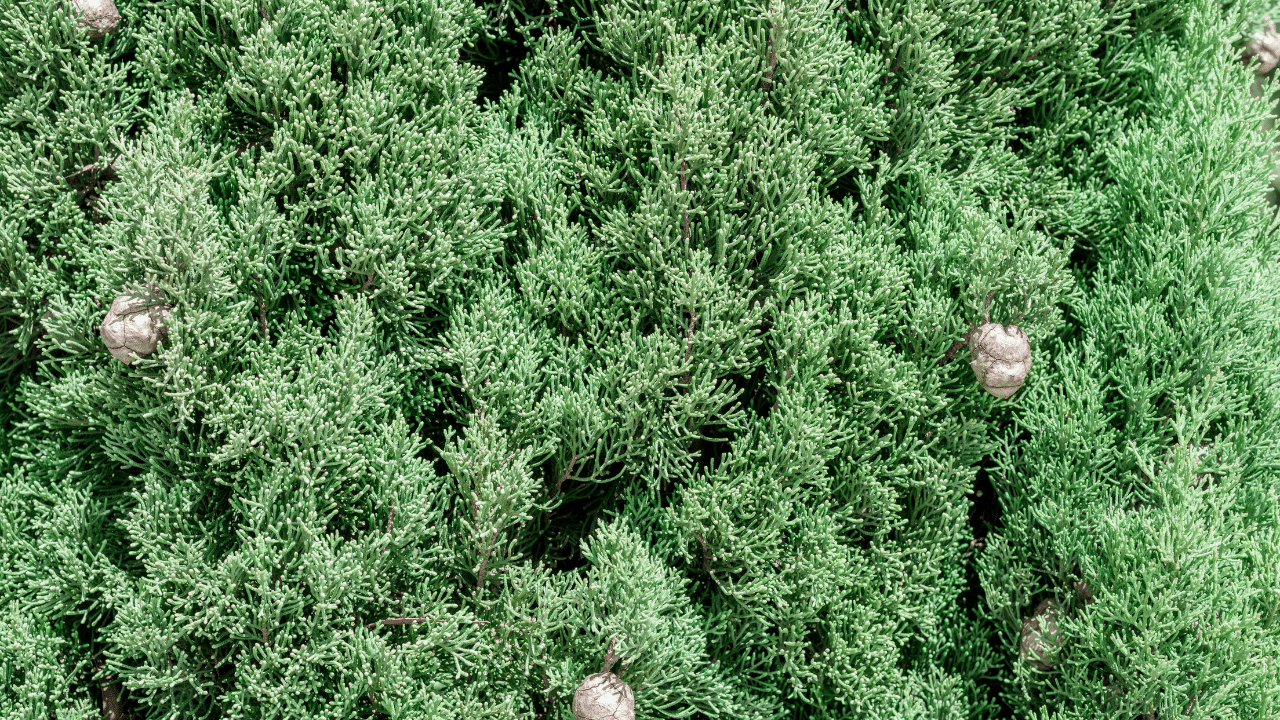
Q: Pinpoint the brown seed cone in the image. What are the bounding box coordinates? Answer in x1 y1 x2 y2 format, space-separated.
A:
100 294 170 365
573 672 635 720
969 322 1032 399
1244 17 1280 75
1075 580 1093 605
70 0 120 40
1019 599 1063 670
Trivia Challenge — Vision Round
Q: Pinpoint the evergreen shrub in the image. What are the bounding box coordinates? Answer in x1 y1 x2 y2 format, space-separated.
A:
1 0 1279 717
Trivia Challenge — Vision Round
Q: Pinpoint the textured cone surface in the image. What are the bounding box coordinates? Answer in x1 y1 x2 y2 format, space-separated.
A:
1019 600 1062 670
100 294 170 365
573 672 635 720
1245 17 1280 74
969 322 1032 399
71 0 119 39
1075 581 1093 605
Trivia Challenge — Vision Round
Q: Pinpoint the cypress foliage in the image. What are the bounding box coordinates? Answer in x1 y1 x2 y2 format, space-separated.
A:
0 0 1277 718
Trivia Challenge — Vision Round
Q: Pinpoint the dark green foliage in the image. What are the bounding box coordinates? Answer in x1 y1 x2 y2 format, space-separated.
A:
1 0 1278 717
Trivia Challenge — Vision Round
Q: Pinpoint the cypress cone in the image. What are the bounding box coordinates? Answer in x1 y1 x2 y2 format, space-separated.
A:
969 322 1032 399
99 294 170 365
1019 599 1063 670
70 0 119 40
573 672 635 720
1243 17 1280 75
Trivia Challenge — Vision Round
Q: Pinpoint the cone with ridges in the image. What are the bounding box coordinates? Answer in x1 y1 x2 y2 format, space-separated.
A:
968 322 1032 399
100 294 170 365
1019 599 1063 670
573 672 634 720
70 0 120 40
1244 16 1280 75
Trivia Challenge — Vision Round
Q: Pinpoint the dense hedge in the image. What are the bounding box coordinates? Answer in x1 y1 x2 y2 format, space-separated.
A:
2 0 1279 718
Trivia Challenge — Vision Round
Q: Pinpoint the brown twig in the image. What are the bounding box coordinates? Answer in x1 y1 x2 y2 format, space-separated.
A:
64 163 114 182
761 11 778 103
937 332 974 366
541 671 553 720
362 617 490 630
94 657 124 720
938 289 1000 366
553 454 578 497
679 160 692 242
697 534 714 575
682 308 697 386
385 499 395 535
475 526 503 594
359 271 375 292
683 310 697 363
600 636 620 674
981 288 997 324
364 617 440 630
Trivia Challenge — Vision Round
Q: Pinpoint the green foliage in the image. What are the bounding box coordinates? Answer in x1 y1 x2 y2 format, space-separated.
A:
1 0 1278 717
0 603 96 720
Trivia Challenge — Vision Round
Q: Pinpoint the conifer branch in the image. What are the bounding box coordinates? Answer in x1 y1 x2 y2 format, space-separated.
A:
680 159 690 243
770 364 794 411
761 7 778 105
540 671 553 719
64 162 116 182
553 454 578 496
600 636 620 674
981 288 997 325
683 310 697 363
697 534 716 578
938 335 972 366
364 617 437 629
362 617 490 630
938 289 999 365
676 111 692 250
475 526 502 594
253 275 268 338
682 308 697 385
